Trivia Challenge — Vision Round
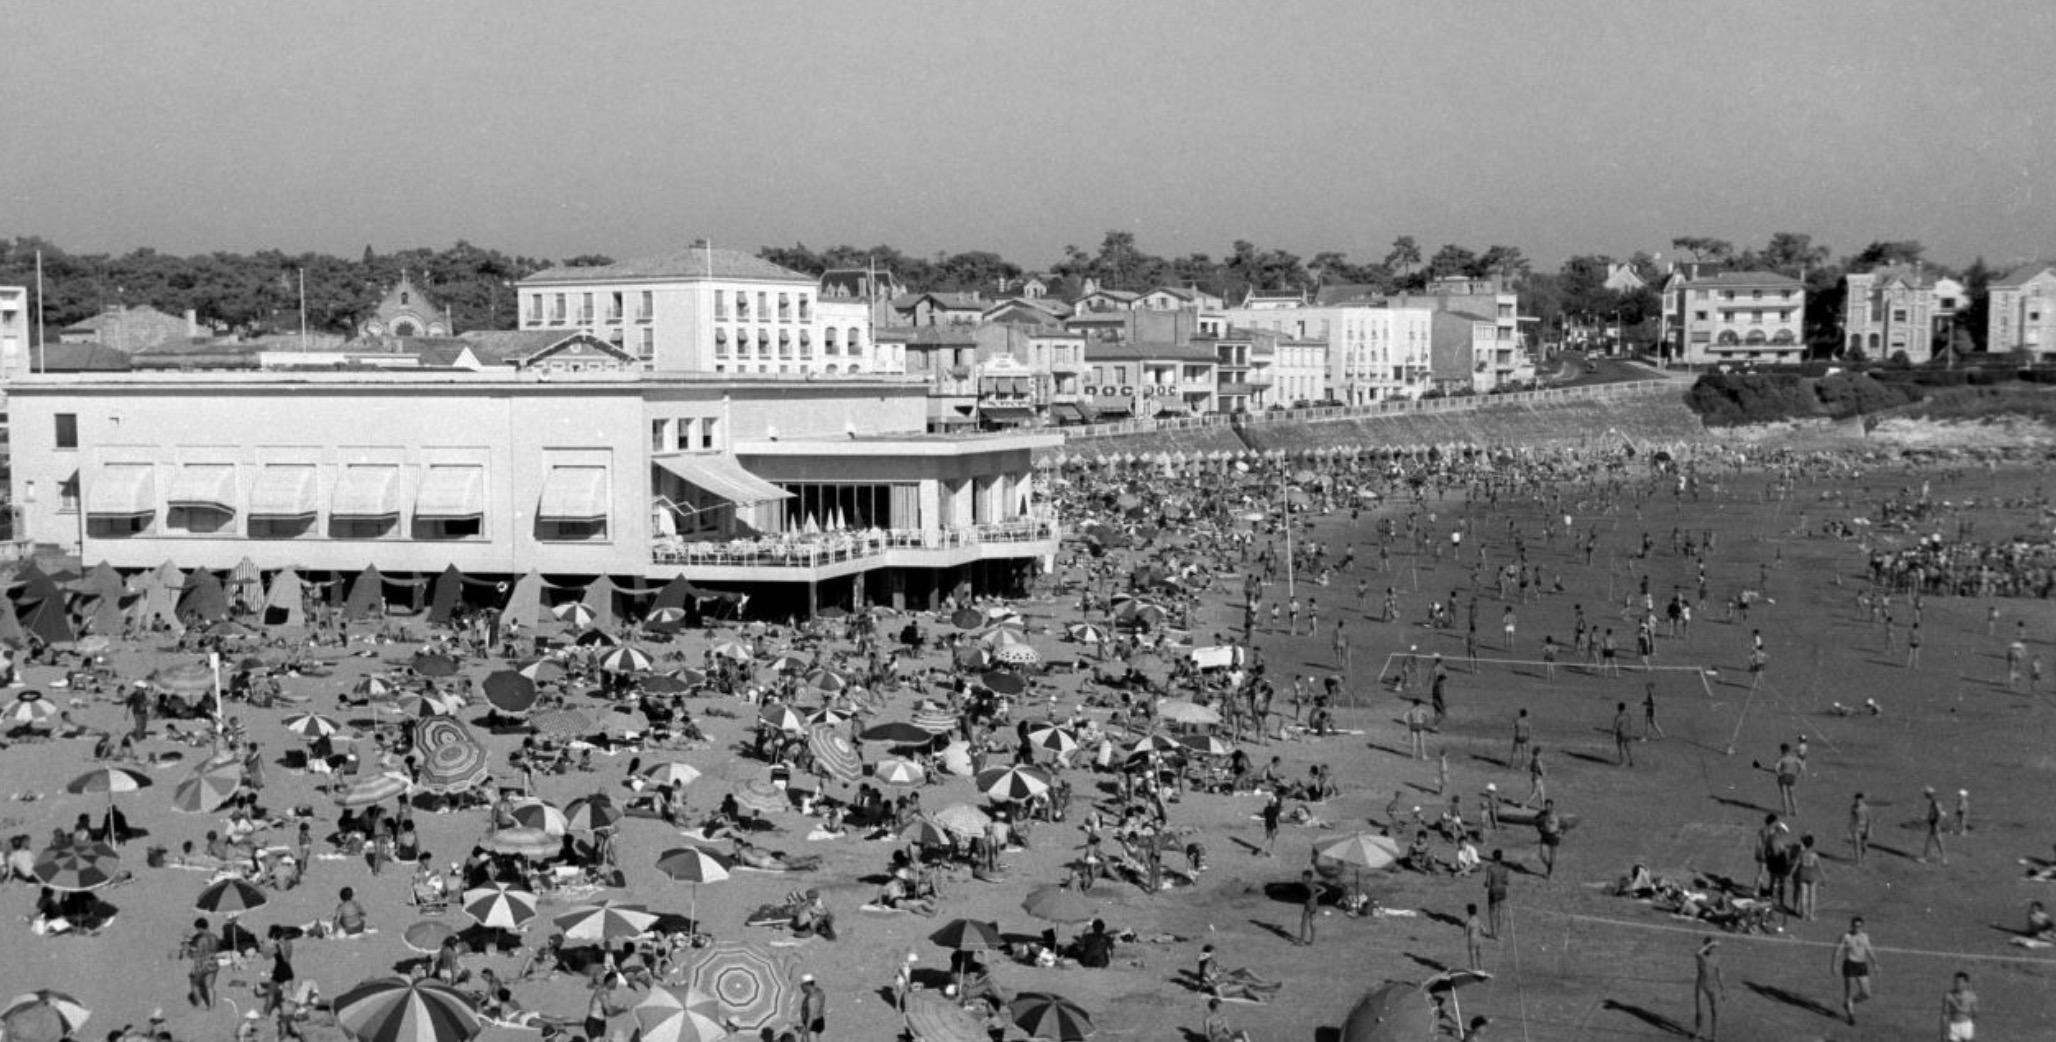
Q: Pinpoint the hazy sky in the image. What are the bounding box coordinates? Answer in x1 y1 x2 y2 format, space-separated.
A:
6 0 2053 271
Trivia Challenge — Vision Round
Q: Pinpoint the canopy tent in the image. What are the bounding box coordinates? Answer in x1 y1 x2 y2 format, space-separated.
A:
652 577 692 614
261 568 306 628
227 557 262 593
345 566 385 621
579 575 618 633
127 563 184 636
176 570 229 625
653 455 792 508
501 571 543 632
428 566 464 626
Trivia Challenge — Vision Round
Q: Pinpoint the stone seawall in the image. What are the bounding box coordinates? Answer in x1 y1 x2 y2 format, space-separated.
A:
1055 386 1705 458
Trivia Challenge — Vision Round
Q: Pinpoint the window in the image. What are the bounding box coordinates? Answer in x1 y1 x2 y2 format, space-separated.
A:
715 292 729 320
778 330 791 357
552 294 566 323
88 515 151 537
1694 310 1708 322
167 506 234 535
607 292 623 322
652 419 669 451
798 295 811 322
400 291 410 305
526 295 543 324
1751 289 1763 300
638 328 653 359
580 293 594 323
714 329 728 355
1752 310 1764 324
639 290 654 321
756 292 768 320
58 472 79 513
675 419 696 451
54 413 77 449
799 330 811 355
778 293 791 321
735 293 749 321
758 330 771 355
701 418 719 451
846 327 861 352
414 517 481 540
249 516 313 539
1892 309 1907 323
825 328 838 354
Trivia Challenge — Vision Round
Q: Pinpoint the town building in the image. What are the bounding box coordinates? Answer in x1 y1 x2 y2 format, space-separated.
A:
1082 340 1218 419
1430 311 1499 393
57 305 201 354
360 273 451 338
889 292 985 328
0 286 27 383
8 369 1056 614
1658 270 1806 365
1986 262 2056 358
1216 304 1432 403
1840 267 1944 363
516 243 871 376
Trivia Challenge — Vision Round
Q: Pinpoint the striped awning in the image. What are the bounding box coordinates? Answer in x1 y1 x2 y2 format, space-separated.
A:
86 464 155 517
653 455 791 508
247 465 319 518
537 466 608 522
165 464 236 513
332 465 401 518
414 465 486 520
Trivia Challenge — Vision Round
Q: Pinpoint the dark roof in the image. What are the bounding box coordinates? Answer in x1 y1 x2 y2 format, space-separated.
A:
33 341 131 372
1681 270 1804 289
1992 262 2056 289
525 246 812 285
881 326 979 348
1086 340 1216 363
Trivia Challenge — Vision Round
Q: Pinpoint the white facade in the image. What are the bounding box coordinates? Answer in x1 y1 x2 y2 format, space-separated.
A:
1988 265 2056 356
0 286 27 384
1218 305 1432 403
518 246 873 376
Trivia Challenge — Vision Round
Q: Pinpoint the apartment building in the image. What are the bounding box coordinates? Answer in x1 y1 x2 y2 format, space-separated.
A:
1659 270 1806 365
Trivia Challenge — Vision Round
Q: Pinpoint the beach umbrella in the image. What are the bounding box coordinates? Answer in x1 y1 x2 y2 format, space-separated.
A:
1021 886 1097 925
512 659 563 683
1026 725 1079 755
552 602 597 628
556 901 657 943
644 762 703 788
1315 833 1402 871
687 942 795 1032
950 608 984 630
1129 732 1183 757
1425 969 1493 1028
413 715 490 795
0 991 90 1042
992 643 1041 667
336 772 415 808
1065 623 1110 645
599 645 655 674
807 722 862 782
481 672 538 714
860 721 933 744
805 705 853 728
766 653 811 675
410 689 467 717
1341 981 1433 1042
872 759 925 787
573 628 618 648
564 794 621 833
403 920 457 955
930 918 1005 954
633 985 726 1042
1158 700 1221 726
911 704 958 735
530 708 591 737
979 626 1030 649
732 779 787 817
640 674 691 695
332 977 483 1042
477 828 559 859
33 843 118 892
3 692 59 729
172 757 243 813
655 846 732 927
354 675 397 700
64 766 152 797
283 712 346 740
952 646 992 671
802 667 849 694
899 818 949 847
645 605 689 628
974 765 1052 803
508 800 568 837
460 884 537 931
930 803 991 840
666 666 709 686
708 640 753 663
409 651 459 678
194 877 268 914
1177 733 1234 757
1010 994 1096 1042
149 662 215 698
904 993 985 1042
758 703 808 734
979 670 1026 695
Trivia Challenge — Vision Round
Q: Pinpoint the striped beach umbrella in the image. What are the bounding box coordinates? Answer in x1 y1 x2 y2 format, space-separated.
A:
332 977 483 1042
461 884 538 931
643 762 702 788
283 712 347 740
633 985 725 1042
911 704 958 735
655 846 732 927
1010 993 1095 1041
150 663 215 698
0 991 91 1042
195 877 268 913
758 703 808 735
413 715 489 795
64 766 152 796
708 640 753 663
899 818 950 847
687 943 795 1032
354 675 397 700
803 667 849 694
1026 725 1079 755
551 602 597 628
732 779 787 817
564 794 621 833
512 659 564 683
872 758 925 787
2 692 58 729
555 901 658 943
974 765 1052 803
599 645 655 674
336 771 415 808
807 722 862 783
508 800 568 837
766 653 810 675
171 757 243 813
33 843 119 892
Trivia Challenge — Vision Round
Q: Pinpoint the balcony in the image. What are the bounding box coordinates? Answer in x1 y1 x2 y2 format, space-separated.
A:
651 517 1060 577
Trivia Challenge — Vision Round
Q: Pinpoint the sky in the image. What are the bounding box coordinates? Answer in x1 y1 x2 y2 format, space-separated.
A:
5 0 2054 272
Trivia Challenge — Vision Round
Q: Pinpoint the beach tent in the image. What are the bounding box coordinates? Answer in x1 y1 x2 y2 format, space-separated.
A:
227 557 261 600
0 598 25 648
17 591 75 646
176 570 229 625
128 563 185 636
261 568 305 629
502 570 543 632
73 563 129 637
428 565 464 626
580 575 618 633
652 577 691 614
344 565 385 621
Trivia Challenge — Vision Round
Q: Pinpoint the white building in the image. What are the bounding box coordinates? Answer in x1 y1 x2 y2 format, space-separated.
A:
1659 270 1806 365
1216 305 1433 403
1987 263 2056 358
0 286 27 384
518 243 873 376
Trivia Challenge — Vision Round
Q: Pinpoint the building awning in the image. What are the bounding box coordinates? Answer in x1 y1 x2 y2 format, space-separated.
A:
1049 402 1085 422
1219 382 1262 396
654 455 792 508
981 406 1035 424
415 465 486 520
1093 396 1131 411
165 464 236 513
332 465 402 518
86 464 155 517
1182 389 1212 398
537 466 609 522
1156 402 1188 415
247 465 319 518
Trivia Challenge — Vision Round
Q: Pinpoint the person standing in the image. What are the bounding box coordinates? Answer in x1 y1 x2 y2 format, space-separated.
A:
1771 744 1802 816
1906 622 1922 670
1260 790 1282 857
1331 622 1349 676
1939 971 1978 1042
183 916 220 1010
1830 917 1877 1026
1535 800 1564 879
1921 786 1949 864
1794 834 1823 921
1483 849 1510 938
1642 681 1664 739
1849 792 1872 866
1405 700 1430 761
1508 709 1531 766
1297 870 1330 946
1612 701 1635 767
1692 936 1725 1042
1522 746 1547 808
1463 903 1485 970
797 974 826 1042
892 953 916 1012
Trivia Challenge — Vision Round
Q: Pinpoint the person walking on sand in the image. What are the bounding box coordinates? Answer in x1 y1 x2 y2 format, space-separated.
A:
1920 786 1948 865
1522 746 1547 808
1831 916 1877 1026
1405 700 1430 761
1297 870 1330 946
1693 936 1725 1042
1940 970 1978 1042
1483 849 1510 938
1643 681 1664 739
1535 799 1565 879
1612 701 1635 767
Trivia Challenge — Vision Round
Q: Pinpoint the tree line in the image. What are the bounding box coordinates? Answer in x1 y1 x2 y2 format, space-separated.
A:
0 230 2001 354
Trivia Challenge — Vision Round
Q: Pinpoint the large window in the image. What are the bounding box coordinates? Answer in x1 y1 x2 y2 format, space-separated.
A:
166 506 234 534
638 290 654 322
54 413 77 449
